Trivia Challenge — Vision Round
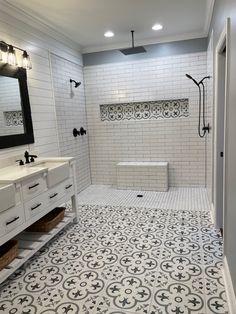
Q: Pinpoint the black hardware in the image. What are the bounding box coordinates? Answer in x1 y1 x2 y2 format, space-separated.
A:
49 193 58 199
120 31 146 55
24 151 38 164
24 151 30 163
70 79 81 88
202 123 210 133
30 156 36 162
16 159 24 166
6 216 19 225
65 184 72 189
28 183 39 190
80 127 87 136
137 194 143 198
31 203 42 210
73 128 79 137
220 152 224 157
73 127 87 137
186 74 211 138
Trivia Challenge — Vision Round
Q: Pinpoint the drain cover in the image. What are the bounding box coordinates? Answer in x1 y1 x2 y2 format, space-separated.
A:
137 194 143 198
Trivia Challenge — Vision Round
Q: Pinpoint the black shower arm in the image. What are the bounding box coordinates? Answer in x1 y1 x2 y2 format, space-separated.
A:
70 79 81 88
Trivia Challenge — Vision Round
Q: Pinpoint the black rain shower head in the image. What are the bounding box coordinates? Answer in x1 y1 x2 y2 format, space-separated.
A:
70 79 81 88
120 30 146 55
185 74 199 86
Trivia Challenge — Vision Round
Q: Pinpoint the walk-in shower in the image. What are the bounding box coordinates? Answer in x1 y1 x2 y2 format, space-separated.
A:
186 74 211 138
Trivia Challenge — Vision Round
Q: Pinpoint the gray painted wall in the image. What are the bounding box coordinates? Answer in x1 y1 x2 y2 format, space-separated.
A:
209 0 236 296
83 38 207 66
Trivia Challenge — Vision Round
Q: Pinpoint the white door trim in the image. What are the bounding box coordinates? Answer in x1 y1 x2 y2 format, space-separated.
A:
213 18 230 229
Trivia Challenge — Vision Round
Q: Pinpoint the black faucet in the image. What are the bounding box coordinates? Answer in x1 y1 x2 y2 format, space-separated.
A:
24 151 38 164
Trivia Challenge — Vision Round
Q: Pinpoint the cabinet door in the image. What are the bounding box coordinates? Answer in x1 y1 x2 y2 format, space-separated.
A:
0 204 25 237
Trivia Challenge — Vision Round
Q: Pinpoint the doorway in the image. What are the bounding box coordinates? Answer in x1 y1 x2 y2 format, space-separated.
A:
214 19 230 231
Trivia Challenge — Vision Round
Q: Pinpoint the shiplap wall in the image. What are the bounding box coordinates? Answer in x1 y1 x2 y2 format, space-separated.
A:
0 5 82 160
0 76 23 135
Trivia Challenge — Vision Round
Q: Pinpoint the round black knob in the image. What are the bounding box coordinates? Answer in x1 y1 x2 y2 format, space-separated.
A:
73 128 79 137
80 127 87 136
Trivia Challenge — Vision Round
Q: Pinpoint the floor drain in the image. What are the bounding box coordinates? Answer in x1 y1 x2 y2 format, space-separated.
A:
137 194 143 198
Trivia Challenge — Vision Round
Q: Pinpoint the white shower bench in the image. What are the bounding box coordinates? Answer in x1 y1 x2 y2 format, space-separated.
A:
116 161 168 192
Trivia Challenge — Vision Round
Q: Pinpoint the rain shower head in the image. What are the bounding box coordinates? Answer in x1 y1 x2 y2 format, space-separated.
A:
185 74 199 86
120 30 146 55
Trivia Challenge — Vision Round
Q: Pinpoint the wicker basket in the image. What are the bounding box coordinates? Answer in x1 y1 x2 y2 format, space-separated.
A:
0 240 18 271
26 207 65 233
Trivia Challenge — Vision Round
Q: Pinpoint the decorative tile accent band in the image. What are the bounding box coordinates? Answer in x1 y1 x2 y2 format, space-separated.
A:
100 99 189 121
4 110 23 126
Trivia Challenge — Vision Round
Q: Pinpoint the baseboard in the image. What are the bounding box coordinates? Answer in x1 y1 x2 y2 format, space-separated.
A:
222 256 236 313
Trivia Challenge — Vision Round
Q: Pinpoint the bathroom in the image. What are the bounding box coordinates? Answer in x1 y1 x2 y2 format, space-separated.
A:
0 0 235 313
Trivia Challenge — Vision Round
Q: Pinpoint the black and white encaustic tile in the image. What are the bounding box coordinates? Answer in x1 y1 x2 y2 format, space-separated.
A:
0 204 228 313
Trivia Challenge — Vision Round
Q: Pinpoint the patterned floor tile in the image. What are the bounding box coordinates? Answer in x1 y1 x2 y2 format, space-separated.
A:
0 196 229 313
105 276 152 313
150 281 206 314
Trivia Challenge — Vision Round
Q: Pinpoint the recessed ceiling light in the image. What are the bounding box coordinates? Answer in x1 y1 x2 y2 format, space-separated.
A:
104 31 114 38
152 24 163 31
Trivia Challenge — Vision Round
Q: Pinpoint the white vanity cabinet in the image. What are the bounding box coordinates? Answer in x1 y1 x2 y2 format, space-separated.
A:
0 157 78 284
0 204 25 237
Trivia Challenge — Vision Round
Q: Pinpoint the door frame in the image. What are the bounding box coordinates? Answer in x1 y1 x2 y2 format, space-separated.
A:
213 18 230 230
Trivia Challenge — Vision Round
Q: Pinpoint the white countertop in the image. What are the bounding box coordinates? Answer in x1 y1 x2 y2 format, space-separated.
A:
0 157 75 184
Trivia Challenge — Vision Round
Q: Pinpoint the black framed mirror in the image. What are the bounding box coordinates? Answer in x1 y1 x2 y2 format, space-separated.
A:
0 64 34 149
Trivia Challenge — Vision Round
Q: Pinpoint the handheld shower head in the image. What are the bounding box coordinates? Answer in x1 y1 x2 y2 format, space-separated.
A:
199 76 211 85
185 74 199 86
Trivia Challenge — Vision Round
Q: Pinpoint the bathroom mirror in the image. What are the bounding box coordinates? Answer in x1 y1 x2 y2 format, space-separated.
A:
0 64 34 149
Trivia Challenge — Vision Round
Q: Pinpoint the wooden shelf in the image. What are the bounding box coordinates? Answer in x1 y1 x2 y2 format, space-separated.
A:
0 212 75 285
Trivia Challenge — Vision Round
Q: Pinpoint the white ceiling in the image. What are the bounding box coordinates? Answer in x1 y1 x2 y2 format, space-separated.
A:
4 0 215 53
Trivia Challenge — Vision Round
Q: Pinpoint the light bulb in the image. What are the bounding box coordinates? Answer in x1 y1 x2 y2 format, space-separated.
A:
152 24 163 31
22 50 32 70
7 45 17 66
0 42 8 63
104 31 114 38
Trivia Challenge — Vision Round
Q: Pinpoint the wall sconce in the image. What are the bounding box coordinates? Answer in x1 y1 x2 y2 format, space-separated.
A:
70 78 81 88
0 41 32 69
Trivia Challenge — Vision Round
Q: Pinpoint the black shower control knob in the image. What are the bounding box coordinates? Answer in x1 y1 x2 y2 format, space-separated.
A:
80 127 87 136
73 127 87 137
73 128 79 137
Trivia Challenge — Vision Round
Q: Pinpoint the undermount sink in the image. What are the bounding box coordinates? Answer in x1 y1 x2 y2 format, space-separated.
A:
0 183 15 213
29 160 70 187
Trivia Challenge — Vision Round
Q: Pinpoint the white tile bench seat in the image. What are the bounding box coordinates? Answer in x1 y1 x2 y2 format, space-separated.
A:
116 161 168 192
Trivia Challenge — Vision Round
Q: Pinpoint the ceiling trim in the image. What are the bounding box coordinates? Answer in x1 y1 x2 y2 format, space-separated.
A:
1 0 214 54
1 0 82 52
82 32 206 54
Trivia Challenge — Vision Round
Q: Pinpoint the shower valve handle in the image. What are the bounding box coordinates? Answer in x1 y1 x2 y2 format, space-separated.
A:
202 123 210 133
73 127 87 137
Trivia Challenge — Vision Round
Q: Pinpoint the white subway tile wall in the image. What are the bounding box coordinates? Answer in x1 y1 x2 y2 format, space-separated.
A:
51 54 91 192
84 52 210 187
